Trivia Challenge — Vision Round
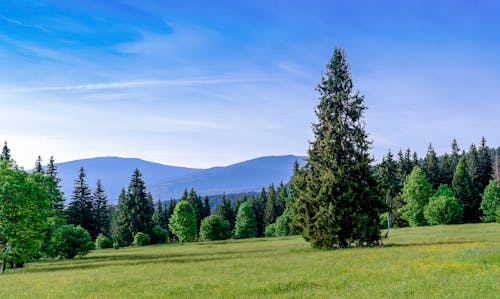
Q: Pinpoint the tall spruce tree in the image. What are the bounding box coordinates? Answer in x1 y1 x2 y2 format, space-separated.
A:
45 156 64 212
215 194 236 230
0 141 11 161
477 137 492 194
66 167 95 237
377 151 399 228
292 48 384 248
263 184 277 227
452 157 476 223
423 143 441 189
187 188 204 228
252 188 267 237
465 144 482 222
152 200 169 229
93 180 110 237
202 196 211 219
275 181 287 218
34 156 44 174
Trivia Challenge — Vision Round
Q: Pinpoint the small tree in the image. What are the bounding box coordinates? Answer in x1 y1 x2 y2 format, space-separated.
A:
95 234 113 249
199 215 231 241
150 225 169 244
169 201 197 243
424 196 463 225
264 223 276 237
401 166 433 226
132 232 150 246
480 180 500 222
50 225 94 259
234 202 257 239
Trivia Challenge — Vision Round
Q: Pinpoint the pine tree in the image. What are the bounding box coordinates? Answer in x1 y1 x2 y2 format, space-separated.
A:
34 156 44 174
112 188 129 244
252 188 267 237
0 141 11 161
152 200 169 229
66 167 95 238
452 157 476 223
493 148 500 183
396 149 413 187
465 144 482 222
477 137 492 194
440 153 454 186
423 143 441 189
93 179 110 236
187 188 204 228
263 184 276 226
292 48 384 248
45 156 64 212
451 139 461 168
377 151 399 228
215 194 235 230
276 181 287 218
202 196 211 219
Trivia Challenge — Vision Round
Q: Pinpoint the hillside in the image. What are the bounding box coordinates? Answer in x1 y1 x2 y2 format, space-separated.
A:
56 155 305 203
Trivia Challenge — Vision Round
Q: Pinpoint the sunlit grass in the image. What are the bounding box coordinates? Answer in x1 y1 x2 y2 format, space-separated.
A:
0 223 499 298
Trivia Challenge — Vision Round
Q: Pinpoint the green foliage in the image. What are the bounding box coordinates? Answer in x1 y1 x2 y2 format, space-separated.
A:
480 180 500 222
150 225 169 244
264 223 276 237
50 225 94 259
377 151 400 228
274 209 296 236
234 202 257 239
422 144 441 189
452 157 476 223
264 184 277 226
496 207 500 223
0 141 11 161
434 184 454 198
95 234 113 249
132 232 150 246
215 194 236 230
293 48 383 249
424 196 463 225
152 200 168 230
199 215 231 241
401 166 433 226
66 167 96 238
93 180 110 237
112 241 119 250
0 162 52 271
169 201 197 243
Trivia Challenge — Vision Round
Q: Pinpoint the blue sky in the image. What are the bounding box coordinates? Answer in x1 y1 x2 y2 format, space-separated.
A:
1 0 500 169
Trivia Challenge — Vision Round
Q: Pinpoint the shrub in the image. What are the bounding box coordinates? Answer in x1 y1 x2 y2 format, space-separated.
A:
95 234 113 249
169 201 198 243
50 225 94 259
480 180 500 222
264 223 276 237
113 241 120 249
424 196 463 225
199 215 231 241
132 232 150 246
151 226 169 244
234 202 257 239
496 206 500 224
379 212 389 229
275 209 297 236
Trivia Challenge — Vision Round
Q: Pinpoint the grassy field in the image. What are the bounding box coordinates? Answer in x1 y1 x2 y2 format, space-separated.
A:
0 223 499 298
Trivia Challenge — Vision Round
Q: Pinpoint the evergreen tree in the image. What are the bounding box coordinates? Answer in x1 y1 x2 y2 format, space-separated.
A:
292 48 384 248
202 196 211 219
0 141 11 161
396 149 414 187
93 179 110 237
45 156 64 212
152 200 169 229
187 188 204 228
34 156 44 174
440 153 455 186
477 137 492 194
493 148 500 183
452 157 477 223
263 184 276 226
66 167 95 238
215 194 235 230
165 199 177 239
377 151 399 228
401 166 433 226
275 181 287 218
423 143 441 189
112 188 129 244
450 139 461 169
124 169 154 240
252 188 267 237
465 144 482 222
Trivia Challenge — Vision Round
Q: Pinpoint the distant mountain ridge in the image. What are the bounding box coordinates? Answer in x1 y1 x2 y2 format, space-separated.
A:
56 155 305 204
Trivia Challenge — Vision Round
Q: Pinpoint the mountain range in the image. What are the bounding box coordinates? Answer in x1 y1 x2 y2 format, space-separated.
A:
55 155 305 204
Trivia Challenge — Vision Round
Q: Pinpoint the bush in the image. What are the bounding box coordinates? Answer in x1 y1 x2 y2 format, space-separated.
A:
113 241 120 249
480 180 500 223
379 212 389 229
50 225 94 259
264 223 276 237
274 209 297 236
424 196 463 225
132 232 150 246
199 215 231 241
95 234 113 249
151 226 169 244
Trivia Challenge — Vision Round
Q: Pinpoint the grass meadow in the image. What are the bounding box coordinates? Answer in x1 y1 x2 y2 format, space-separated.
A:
0 223 499 298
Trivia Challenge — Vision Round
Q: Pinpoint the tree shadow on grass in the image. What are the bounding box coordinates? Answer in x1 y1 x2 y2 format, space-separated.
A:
20 248 275 274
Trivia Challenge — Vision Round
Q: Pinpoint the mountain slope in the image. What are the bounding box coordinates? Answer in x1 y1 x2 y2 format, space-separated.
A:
57 155 305 204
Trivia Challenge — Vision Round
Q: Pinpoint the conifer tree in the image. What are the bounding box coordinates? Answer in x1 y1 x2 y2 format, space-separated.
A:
377 151 399 228
34 156 44 174
93 179 110 237
396 149 414 187
202 196 211 219
66 167 95 237
215 194 235 230
452 157 477 223
450 139 461 168
292 48 384 248
45 156 64 212
465 145 482 222
0 141 11 161
477 137 492 194
423 143 441 189
440 153 455 186
152 200 169 229
263 184 276 226
252 188 267 237
276 182 287 218
187 188 204 228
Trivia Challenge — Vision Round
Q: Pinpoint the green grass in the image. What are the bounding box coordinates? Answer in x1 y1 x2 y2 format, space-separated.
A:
1 223 499 298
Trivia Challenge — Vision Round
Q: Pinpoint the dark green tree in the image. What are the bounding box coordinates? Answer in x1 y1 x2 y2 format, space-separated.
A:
187 188 204 228
477 137 492 194
0 142 11 162
252 188 267 237
377 151 400 228
275 182 287 218
263 184 276 227
292 48 384 249
199 215 231 241
50 225 94 259
202 196 211 219
215 194 236 230
234 202 257 239
45 156 65 212
452 157 476 223
93 180 110 237
127 169 154 236
423 143 441 189
152 200 169 229
34 156 44 174
465 145 482 222
66 167 96 238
